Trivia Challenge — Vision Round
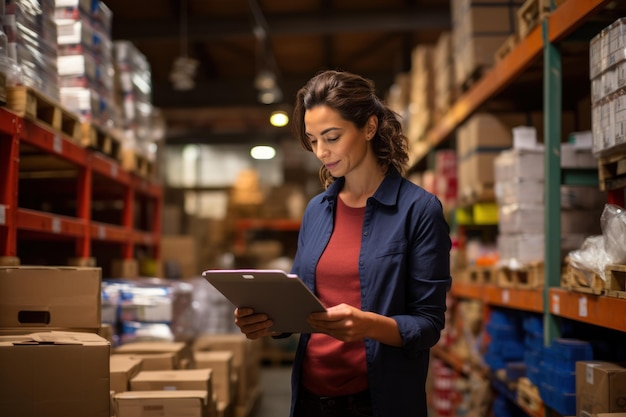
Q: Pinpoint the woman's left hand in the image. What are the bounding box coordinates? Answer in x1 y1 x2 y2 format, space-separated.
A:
307 303 373 342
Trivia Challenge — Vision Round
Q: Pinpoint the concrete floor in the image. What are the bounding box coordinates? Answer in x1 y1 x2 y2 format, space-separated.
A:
252 365 293 417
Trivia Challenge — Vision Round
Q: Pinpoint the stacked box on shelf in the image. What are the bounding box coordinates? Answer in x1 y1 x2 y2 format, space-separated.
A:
55 0 117 130
590 18 626 155
386 72 411 132
540 338 593 416
406 45 434 144
433 31 457 121
430 358 456 417
435 149 458 214
450 0 524 91
3 0 59 101
456 113 514 205
495 130 605 269
484 309 525 371
102 278 195 346
113 40 155 159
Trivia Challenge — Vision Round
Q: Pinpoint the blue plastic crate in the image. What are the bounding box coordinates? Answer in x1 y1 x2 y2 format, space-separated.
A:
546 367 576 393
549 389 576 416
551 338 593 360
522 314 543 334
505 361 527 380
487 322 523 341
544 338 593 371
524 332 544 351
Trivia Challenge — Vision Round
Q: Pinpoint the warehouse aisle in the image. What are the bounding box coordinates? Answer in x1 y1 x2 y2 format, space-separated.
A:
253 365 292 417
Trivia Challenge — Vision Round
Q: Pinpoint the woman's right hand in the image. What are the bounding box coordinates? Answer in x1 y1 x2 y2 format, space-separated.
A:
234 307 276 339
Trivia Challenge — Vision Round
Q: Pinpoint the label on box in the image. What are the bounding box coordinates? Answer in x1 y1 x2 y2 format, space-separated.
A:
0 204 5 225
586 363 596 384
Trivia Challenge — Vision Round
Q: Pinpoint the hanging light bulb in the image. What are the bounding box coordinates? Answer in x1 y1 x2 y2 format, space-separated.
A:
269 110 289 127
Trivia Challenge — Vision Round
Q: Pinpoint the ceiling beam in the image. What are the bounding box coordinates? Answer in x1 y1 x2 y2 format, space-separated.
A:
113 9 450 41
153 73 396 108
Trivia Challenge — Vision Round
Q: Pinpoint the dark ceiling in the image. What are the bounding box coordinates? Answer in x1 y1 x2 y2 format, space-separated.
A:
103 0 451 146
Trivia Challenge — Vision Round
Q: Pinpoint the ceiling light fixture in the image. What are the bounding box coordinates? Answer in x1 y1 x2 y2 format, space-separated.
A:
170 0 198 91
269 110 289 127
249 0 282 104
250 145 276 160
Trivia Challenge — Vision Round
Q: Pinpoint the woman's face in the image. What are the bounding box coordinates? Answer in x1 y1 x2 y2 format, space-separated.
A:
304 105 374 178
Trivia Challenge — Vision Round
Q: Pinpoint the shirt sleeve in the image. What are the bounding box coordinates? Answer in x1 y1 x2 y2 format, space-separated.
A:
393 194 452 353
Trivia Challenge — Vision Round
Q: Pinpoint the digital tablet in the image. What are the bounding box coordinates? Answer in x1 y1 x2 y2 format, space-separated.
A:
202 269 326 334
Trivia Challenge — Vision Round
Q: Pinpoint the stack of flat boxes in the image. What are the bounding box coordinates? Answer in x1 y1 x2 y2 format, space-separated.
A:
406 45 435 144
456 113 515 204
494 141 546 266
495 131 605 268
111 340 223 417
0 266 110 417
433 31 457 122
55 0 116 129
450 0 523 90
590 18 626 155
4 0 59 101
193 333 264 417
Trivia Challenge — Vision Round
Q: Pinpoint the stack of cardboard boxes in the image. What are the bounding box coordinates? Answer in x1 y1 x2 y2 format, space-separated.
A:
0 266 264 417
0 266 110 416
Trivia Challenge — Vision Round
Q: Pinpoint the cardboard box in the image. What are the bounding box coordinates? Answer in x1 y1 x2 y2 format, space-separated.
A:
577 361 626 416
114 341 194 370
193 333 262 406
0 266 102 331
110 355 143 394
161 235 198 279
130 369 213 401
195 350 234 404
113 352 178 371
115 390 210 417
0 331 110 417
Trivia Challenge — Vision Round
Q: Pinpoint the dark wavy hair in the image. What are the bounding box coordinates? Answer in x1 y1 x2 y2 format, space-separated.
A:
293 70 409 188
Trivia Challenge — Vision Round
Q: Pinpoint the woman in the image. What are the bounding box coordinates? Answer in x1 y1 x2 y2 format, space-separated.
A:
235 70 451 417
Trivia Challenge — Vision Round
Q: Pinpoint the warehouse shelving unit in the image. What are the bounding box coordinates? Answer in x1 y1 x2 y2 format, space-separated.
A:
0 106 162 273
414 0 626 415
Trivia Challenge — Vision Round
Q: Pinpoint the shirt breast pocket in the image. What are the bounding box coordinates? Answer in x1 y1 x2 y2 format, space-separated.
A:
375 240 408 258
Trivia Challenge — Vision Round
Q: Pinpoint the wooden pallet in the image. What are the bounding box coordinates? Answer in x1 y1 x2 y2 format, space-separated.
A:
467 265 498 285
458 183 495 208
562 259 604 295
517 377 543 412
495 34 519 63
517 0 551 39
497 262 544 289
6 86 81 141
459 65 487 94
598 151 626 191
79 123 122 161
121 148 155 179
605 264 626 299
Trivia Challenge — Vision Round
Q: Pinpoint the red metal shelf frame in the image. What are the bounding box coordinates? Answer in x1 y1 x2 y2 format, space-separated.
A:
0 107 162 262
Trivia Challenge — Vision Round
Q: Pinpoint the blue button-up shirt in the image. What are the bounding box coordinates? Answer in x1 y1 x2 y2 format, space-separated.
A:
288 167 452 417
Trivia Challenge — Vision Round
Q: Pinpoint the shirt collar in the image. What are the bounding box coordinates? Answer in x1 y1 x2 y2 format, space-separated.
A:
320 166 403 207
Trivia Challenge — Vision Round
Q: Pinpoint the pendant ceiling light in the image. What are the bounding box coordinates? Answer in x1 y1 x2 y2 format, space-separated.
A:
170 0 198 91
